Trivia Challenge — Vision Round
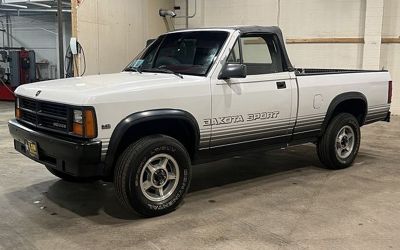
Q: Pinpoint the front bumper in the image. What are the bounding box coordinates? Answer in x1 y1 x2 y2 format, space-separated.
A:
8 119 103 177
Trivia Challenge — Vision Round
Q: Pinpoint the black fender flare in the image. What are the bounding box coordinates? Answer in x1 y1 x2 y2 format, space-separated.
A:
103 109 200 175
321 92 368 132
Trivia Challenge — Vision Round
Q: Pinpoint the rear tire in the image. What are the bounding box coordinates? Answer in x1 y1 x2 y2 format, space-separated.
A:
114 135 191 217
45 165 98 183
317 113 361 169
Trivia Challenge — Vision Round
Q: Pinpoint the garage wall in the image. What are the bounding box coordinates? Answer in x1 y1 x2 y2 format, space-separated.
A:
76 0 174 75
175 0 366 69
381 0 400 114
282 0 366 70
174 0 400 114
0 14 71 79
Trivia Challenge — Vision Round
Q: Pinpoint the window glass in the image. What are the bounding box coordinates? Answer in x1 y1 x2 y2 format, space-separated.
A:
125 31 229 76
140 38 163 69
241 37 272 64
227 40 241 64
238 35 283 75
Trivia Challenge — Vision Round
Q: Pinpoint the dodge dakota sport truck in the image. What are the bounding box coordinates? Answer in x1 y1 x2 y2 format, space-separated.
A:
8 26 392 217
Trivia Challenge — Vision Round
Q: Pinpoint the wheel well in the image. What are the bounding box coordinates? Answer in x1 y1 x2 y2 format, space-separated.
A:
328 98 367 127
113 118 197 167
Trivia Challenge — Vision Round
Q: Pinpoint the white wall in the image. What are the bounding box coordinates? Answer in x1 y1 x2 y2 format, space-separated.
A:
0 14 71 79
282 0 366 70
174 0 400 114
76 0 174 75
381 0 400 114
175 0 366 69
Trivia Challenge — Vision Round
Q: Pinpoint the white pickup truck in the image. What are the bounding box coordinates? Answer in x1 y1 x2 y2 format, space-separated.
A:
8 26 392 217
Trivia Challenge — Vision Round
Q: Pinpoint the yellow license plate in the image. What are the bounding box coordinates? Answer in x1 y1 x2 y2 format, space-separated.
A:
25 140 39 159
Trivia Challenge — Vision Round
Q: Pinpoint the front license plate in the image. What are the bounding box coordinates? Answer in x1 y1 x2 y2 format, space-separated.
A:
25 139 39 159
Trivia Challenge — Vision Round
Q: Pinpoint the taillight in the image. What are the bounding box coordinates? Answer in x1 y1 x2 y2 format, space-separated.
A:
388 80 393 104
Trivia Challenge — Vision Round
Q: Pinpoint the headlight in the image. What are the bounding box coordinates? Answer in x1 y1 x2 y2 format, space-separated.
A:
71 108 97 139
73 110 83 124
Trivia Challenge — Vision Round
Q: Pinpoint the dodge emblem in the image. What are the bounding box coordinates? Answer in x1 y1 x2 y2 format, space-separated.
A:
35 90 42 97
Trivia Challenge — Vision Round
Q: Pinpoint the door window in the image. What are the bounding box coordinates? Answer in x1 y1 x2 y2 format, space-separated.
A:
227 34 284 75
227 40 241 64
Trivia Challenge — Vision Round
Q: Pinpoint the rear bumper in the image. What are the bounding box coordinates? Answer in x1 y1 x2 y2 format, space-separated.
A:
8 119 104 178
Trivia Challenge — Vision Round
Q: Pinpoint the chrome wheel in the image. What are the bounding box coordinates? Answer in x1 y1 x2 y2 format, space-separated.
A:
335 125 355 159
139 153 180 202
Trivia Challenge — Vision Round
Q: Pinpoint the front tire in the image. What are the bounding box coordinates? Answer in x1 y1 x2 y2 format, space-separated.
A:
317 113 361 169
114 135 191 217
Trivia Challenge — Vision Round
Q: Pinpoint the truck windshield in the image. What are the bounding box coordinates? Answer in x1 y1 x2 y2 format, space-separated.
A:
125 31 229 76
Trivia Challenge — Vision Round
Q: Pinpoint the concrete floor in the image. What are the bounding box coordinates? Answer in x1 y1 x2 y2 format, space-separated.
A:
1 101 400 250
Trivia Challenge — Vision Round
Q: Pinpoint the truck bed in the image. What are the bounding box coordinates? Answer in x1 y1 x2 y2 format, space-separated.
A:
295 68 387 76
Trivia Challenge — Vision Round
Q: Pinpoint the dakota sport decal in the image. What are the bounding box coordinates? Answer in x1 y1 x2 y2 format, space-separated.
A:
204 111 280 126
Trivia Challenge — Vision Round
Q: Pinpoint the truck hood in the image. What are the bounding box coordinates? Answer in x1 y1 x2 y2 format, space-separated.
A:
15 72 202 105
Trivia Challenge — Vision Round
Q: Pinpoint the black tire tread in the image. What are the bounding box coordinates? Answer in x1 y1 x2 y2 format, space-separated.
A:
113 136 148 211
317 113 360 170
113 134 190 216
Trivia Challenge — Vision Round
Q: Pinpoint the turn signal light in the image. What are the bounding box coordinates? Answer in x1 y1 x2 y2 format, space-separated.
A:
72 122 84 137
84 109 96 138
15 108 21 119
71 108 97 138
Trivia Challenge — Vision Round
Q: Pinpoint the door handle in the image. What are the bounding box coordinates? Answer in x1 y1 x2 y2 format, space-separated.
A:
276 81 286 89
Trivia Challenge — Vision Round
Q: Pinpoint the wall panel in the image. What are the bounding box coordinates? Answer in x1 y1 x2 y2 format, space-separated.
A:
381 0 400 114
176 0 400 114
77 0 174 75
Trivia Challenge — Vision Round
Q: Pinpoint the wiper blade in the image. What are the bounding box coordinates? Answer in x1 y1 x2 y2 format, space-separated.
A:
124 66 142 74
147 67 183 79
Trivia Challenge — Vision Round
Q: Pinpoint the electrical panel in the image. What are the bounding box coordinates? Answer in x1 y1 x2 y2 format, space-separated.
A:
8 50 36 87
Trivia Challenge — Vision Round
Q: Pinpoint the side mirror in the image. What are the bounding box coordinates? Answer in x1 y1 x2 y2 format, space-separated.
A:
218 63 247 80
146 39 156 47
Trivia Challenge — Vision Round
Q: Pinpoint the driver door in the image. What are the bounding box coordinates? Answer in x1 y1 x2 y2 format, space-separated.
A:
209 32 296 150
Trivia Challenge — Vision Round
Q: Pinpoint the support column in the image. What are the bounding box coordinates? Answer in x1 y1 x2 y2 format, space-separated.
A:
71 0 80 76
362 0 384 70
57 0 65 78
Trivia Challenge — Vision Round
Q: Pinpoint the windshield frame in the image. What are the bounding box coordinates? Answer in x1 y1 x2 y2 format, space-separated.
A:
124 30 231 77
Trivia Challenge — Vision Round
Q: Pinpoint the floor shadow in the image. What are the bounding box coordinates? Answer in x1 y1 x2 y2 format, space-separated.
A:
7 144 325 223
189 145 322 192
44 181 141 220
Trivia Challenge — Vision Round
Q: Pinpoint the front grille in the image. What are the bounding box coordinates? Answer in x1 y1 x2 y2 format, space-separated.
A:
19 97 71 134
40 102 68 117
40 116 68 131
22 111 36 124
21 98 36 110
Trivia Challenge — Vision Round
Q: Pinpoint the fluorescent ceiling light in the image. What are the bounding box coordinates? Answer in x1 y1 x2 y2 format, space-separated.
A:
27 1 51 8
1 3 28 8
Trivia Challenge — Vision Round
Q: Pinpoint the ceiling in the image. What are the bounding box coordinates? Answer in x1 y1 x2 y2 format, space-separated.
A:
0 0 71 14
